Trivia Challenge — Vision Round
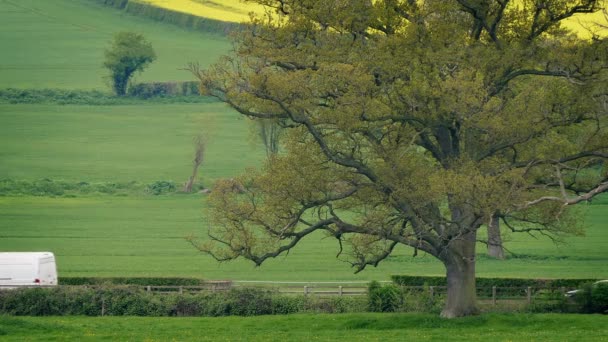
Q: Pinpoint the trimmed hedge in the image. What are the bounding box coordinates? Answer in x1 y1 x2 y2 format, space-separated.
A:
90 0 240 35
391 275 598 289
0 286 367 317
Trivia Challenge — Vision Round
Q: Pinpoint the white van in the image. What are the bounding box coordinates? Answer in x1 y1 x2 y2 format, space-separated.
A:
0 252 58 287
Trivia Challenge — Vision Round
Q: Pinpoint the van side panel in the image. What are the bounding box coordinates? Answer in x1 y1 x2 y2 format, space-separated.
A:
0 260 36 286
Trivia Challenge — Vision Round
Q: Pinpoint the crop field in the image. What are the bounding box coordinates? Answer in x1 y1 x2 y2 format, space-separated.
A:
0 0 230 89
139 0 264 23
140 0 607 37
1 313 607 341
0 0 607 284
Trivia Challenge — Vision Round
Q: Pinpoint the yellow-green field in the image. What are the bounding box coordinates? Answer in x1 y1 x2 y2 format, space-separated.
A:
141 0 607 37
140 0 264 23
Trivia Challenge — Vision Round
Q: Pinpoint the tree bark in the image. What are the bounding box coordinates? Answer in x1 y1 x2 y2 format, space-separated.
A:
487 215 505 259
441 231 479 318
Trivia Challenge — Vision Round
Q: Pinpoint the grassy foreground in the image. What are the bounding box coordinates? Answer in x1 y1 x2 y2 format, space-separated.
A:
1 313 606 341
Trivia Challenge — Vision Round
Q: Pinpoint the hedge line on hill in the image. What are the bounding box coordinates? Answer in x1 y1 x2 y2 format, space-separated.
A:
0 179 196 197
391 275 598 289
0 87 212 105
127 81 200 98
91 0 240 35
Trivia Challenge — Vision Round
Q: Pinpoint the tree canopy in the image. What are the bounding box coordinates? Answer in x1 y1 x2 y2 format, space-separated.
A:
104 31 156 96
191 0 608 317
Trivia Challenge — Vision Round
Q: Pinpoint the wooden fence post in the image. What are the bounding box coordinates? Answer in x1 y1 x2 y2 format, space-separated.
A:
304 286 309 296
179 286 183 294
429 286 434 298
492 286 497 306
147 285 151 293
338 286 343 296
527 287 532 304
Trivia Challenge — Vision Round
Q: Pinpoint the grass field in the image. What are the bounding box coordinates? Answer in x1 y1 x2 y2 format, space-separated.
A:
1 313 607 341
0 103 262 183
0 195 606 280
0 0 607 283
0 0 229 89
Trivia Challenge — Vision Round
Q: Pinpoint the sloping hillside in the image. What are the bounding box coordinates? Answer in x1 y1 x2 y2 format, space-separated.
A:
0 0 229 89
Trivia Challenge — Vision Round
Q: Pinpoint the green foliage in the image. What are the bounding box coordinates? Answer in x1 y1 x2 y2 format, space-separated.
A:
575 282 608 313
367 281 400 312
401 286 444 314
526 290 571 313
269 295 307 314
0 179 194 197
104 31 156 96
391 275 598 289
127 81 200 98
0 88 211 105
198 0 608 317
0 286 367 317
146 180 177 195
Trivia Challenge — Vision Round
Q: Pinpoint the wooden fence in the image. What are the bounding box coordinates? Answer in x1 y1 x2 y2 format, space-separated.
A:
1 281 573 306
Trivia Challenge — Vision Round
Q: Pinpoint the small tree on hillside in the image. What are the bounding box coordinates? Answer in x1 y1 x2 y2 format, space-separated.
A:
104 31 156 96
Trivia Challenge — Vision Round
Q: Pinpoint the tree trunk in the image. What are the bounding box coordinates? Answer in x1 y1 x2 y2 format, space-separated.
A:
487 215 505 259
441 231 479 318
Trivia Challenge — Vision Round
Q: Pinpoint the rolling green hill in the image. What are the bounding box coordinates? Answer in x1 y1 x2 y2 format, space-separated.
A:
0 0 229 89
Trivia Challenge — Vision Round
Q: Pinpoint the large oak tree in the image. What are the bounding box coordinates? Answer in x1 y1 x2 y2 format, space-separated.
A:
191 0 608 317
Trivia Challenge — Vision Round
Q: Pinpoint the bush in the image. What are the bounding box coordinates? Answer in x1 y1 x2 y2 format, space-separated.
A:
147 180 176 195
576 282 608 314
526 290 571 313
368 281 400 312
270 296 307 314
400 286 443 314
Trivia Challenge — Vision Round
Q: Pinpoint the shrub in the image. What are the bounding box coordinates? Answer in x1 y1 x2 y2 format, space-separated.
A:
147 180 176 195
271 296 307 315
576 282 608 314
225 288 273 316
368 281 400 312
399 286 444 314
